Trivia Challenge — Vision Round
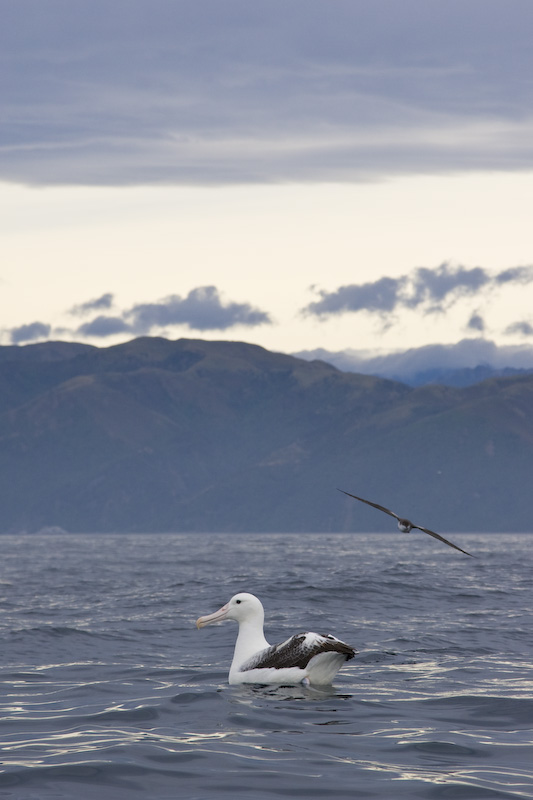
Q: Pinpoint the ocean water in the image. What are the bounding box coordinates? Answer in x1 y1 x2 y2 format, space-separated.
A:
0 532 532 800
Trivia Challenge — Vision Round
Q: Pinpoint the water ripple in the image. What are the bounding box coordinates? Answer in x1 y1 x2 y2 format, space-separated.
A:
0 532 532 798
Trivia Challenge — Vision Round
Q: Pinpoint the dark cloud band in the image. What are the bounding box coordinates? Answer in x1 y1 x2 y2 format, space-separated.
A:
2 1 533 186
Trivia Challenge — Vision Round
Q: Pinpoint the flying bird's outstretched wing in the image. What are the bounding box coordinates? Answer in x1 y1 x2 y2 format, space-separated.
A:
339 488 473 557
413 525 473 557
338 489 400 520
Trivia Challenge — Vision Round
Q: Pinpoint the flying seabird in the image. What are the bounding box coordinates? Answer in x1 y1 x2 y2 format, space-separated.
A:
339 489 473 557
196 592 356 685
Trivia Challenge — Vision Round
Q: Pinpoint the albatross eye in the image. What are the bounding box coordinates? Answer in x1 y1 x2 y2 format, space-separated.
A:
235 599 242 604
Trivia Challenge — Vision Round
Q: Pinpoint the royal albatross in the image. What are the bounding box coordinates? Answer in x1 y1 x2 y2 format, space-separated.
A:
196 592 356 685
339 489 473 557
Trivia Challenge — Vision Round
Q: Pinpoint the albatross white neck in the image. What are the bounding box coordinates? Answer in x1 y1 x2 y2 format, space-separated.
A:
230 614 270 672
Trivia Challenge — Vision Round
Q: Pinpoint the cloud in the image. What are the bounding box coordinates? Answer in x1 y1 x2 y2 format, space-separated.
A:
505 320 533 337
495 266 533 284
126 286 271 333
9 321 51 344
76 315 131 338
303 262 533 321
2 1 533 186
70 293 114 316
5 286 271 344
466 313 486 333
406 265 489 311
69 286 271 339
305 276 406 317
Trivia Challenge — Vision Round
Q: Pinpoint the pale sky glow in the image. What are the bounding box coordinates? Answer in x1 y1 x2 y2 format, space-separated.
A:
2 172 533 353
3 0 533 369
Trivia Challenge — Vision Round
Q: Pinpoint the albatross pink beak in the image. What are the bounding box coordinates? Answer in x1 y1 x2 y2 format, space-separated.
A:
196 602 230 629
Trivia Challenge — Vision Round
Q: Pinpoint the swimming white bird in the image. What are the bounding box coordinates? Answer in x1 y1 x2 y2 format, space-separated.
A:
196 592 356 686
339 489 473 557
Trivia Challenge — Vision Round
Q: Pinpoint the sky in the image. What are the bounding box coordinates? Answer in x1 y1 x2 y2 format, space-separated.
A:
2 0 533 372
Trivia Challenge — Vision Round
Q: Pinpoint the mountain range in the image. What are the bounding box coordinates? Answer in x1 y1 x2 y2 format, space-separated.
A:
1 336 532 534
295 341 533 387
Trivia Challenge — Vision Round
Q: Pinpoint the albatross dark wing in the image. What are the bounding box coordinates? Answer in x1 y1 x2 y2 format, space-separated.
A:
240 633 356 672
414 525 473 557
338 489 400 521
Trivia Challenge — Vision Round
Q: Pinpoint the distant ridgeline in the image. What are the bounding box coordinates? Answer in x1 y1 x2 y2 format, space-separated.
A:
1 336 533 534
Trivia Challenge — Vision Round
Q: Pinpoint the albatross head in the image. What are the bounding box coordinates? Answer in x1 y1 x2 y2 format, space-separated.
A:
196 592 264 629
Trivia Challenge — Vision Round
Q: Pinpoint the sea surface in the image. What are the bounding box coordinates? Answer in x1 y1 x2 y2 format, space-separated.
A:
0 532 532 799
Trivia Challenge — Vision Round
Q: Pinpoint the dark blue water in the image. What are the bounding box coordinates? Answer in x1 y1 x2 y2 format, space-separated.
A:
1 532 532 799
